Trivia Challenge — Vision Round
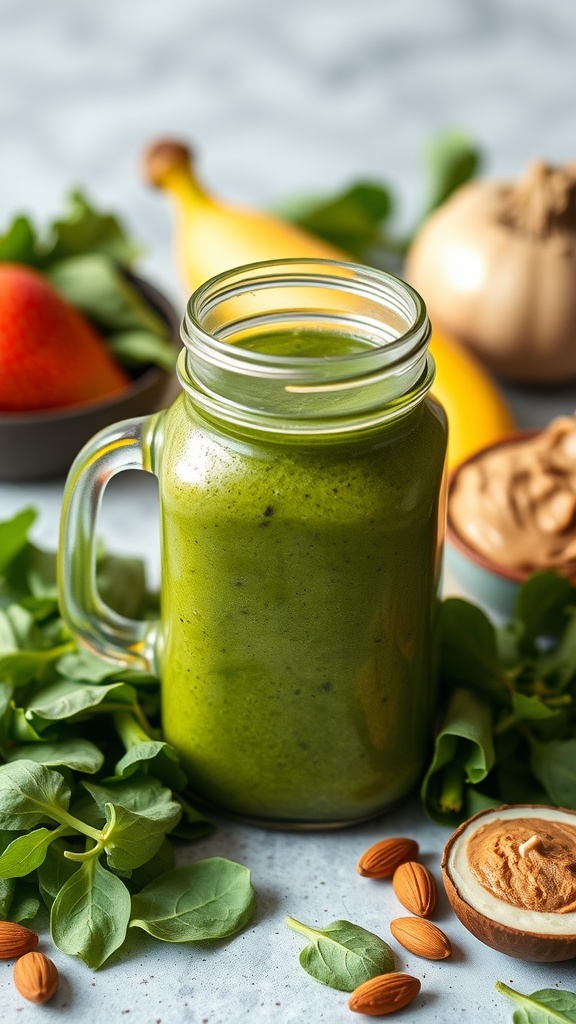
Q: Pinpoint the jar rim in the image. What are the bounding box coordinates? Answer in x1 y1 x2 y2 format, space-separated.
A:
183 258 429 370
178 259 434 436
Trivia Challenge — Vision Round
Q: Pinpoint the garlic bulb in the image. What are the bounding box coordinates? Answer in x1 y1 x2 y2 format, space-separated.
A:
406 161 576 384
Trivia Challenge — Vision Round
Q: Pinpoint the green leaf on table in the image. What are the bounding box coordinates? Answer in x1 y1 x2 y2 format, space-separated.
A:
539 610 576 691
496 981 576 1023
0 508 36 575
0 760 71 830
0 827 63 878
7 738 105 774
421 687 495 824
51 857 131 969
285 916 394 992
422 129 482 215
531 738 576 809
439 599 506 702
130 858 256 942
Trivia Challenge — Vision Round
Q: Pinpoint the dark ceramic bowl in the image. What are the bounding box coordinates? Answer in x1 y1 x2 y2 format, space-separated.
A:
0 276 181 482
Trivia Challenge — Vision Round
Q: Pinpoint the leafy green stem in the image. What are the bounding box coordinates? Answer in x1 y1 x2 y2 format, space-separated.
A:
439 759 464 813
284 915 316 940
113 709 152 749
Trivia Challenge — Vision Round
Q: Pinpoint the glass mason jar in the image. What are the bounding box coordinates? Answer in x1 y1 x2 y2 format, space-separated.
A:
59 259 447 829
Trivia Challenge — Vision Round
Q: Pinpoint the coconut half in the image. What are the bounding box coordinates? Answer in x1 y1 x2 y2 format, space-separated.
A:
442 804 576 962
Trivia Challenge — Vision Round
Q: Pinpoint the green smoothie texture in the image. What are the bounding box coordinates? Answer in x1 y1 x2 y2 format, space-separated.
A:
156 329 447 825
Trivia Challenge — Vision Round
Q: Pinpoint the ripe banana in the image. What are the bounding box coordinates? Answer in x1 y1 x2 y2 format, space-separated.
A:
144 139 515 468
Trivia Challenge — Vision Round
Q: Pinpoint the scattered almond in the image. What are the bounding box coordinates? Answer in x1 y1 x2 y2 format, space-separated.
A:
14 951 59 1004
390 917 451 960
348 972 421 1016
357 837 419 878
0 921 39 960
392 861 437 917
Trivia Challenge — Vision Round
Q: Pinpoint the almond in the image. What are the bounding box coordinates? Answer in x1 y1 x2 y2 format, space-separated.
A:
390 917 451 960
392 861 437 917
14 951 59 1004
0 921 39 960
357 837 419 878
348 972 421 1016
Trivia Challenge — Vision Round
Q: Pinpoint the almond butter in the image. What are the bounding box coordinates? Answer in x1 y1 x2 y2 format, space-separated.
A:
14 951 59 1004
0 921 39 960
392 860 437 917
348 972 421 1016
390 916 451 960
357 837 419 878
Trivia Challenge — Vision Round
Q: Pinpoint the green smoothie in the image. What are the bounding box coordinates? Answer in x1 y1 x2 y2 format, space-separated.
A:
156 329 447 825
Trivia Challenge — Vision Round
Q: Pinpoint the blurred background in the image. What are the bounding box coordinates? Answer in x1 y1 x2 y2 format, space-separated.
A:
2 0 575 308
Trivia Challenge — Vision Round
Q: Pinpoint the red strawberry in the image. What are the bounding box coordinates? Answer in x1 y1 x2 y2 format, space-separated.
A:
0 262 130 411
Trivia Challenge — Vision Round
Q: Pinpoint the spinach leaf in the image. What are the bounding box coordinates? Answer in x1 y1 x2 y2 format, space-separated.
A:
0 826 66 878
285 916 394 992
422 130 482 215
100 798 182 872
0 760 71 830
51 858 131 969
0 509 36 575
7 738 105 774
421 688 495 824
530 739 576 809
496 981 576 1023
439 599 506 702
26 679 137 723
130 858 256 942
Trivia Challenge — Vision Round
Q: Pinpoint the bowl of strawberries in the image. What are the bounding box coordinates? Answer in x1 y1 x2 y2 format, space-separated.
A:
0 193 180 481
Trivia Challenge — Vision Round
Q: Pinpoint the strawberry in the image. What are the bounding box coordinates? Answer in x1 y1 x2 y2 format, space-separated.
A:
0 262 130 411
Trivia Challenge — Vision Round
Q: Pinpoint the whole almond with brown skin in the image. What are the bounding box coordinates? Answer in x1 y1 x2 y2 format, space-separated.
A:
392 861 437 917
0 921 39 959
390 917 451 960
348 972 421 1016
357 837 419 878
14 951 59 1004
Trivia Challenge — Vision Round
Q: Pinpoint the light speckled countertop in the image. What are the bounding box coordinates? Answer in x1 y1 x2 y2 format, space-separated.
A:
2 2 576 1021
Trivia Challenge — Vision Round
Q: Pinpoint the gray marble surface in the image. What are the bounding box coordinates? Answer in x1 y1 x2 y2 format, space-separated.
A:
2 1 576 1021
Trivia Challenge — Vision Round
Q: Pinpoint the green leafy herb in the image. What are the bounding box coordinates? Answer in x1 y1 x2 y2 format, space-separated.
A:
130 858 256 942
0 191 176 373
422 571 576 823
284 916 394 992
496 981 576 1023
0 507 251 971
277 129 482 267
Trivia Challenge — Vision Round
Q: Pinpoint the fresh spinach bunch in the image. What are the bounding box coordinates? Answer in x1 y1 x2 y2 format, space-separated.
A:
0 508 256 969
422 573 576 825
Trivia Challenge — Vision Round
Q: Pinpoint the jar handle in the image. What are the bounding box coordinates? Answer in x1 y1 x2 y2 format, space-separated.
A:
58 414 159 671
